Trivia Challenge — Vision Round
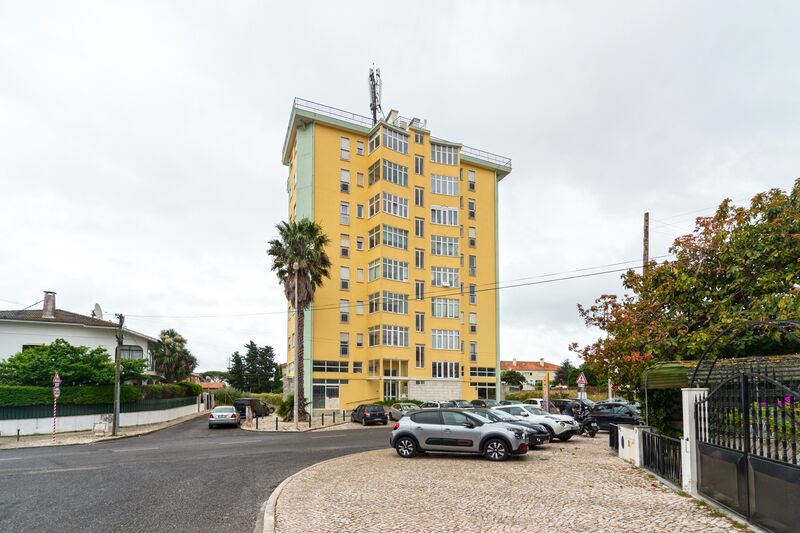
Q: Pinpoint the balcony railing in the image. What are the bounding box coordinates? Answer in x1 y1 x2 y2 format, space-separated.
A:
460 145 512 170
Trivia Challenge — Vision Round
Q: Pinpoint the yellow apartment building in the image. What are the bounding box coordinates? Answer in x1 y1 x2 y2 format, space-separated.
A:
282 98 512 412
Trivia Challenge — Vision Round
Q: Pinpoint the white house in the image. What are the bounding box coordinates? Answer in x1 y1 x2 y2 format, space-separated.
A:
0 291 160 383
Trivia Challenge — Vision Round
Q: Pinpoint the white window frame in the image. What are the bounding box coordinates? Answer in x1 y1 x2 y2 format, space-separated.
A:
431 235 459 257
430 174 459 196
340 137 350 160
431 205 459 226
432 298 460 318
382 258 409 282
382 128 409 154
382 192 409 219
430 143 458 165
431 267 459 288
432 329 460 351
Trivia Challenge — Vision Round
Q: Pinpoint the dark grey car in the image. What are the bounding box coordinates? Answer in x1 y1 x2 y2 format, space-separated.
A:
389 408 529 461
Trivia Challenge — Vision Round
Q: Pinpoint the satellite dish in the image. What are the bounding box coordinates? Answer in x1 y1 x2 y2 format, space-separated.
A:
92 303 103 320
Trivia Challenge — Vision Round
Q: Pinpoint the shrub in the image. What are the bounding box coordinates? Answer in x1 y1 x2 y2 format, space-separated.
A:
506 391 544 401
213 387 242 405
374 399 423 407
277 394 294 418
249 392 283 406
177 381 202 397
0 384 139 407
140 383 186 400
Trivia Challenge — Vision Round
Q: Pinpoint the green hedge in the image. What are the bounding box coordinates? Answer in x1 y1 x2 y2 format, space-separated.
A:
0 385 140 407
178 382 203 396
249 392 283 406
375 399 423 407
505 391 544 401
140 382 201 400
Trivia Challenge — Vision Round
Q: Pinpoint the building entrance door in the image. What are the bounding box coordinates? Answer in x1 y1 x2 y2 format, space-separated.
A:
383 380 399 400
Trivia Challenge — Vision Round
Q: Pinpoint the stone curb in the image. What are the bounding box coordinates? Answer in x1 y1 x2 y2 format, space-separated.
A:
240 419 352 434
258 452 362 533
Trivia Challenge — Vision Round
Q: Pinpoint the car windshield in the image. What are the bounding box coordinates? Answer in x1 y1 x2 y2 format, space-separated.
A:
214 407 234 413
523 406 548 416
484 400 500 407
488 409 516 421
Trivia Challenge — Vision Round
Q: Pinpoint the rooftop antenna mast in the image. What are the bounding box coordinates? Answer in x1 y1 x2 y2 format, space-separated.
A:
368 66 383 125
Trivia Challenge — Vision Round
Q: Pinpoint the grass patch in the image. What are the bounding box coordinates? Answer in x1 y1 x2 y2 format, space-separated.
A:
676 490 690 497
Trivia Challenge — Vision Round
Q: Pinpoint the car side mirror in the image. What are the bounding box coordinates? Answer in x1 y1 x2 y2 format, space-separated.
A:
463 422 475 428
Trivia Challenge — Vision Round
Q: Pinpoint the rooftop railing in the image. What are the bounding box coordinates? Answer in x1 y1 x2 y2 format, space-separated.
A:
460 145 512 169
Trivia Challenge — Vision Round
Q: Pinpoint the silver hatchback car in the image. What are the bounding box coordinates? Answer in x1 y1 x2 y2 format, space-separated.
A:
389 409 529 461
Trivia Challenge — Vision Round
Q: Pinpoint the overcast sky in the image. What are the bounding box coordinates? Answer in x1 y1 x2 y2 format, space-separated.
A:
1 1 798 372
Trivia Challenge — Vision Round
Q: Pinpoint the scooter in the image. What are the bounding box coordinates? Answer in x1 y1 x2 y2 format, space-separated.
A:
574 408 598 438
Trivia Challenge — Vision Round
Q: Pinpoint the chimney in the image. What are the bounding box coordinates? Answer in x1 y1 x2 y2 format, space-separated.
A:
42 291 56 319
539 358 545 367
512 358 517 367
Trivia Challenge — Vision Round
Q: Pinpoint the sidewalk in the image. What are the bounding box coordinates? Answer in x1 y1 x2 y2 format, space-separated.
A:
0 411 207 450
240 412 357 433
271 436 749 533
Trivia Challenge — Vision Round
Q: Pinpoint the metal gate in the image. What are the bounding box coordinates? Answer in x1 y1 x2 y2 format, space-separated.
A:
695 371 800 532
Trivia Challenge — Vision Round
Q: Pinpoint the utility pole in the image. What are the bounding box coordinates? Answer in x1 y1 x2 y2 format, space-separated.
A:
643 212 650 274
113 313 124 436
293 262 300 431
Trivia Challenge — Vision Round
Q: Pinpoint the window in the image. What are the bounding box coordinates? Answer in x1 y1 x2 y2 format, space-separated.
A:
432 361 459 378
382 325 409 347
430 205 458 226
415 345 425 368
120 345 143 359
368 259 380 281
368 130 380 153
368 326 380 347
414 155 424 175
468 227 476 248
382 291 408 314
469 255 477 276
469 283 477 304
356 236 364 251
432 298 459 318
382 225 408 249
382 258 409 281
442 411 470 426
415 312 425 332
468 170 476 191
356 140 365 156
382 128 409 154
382 192 409 218
469 342 478 362
356 172 365 187
415 280 424 300
340 300 349 323
431 143 458 165
414 187 424 207
356 204 364 218
430 174 458 196
415 248 424 269
415 132 424 144
356 334 364 348
340 137 350 160
339 333 349 356
468 199 476 219
368 226 381 248
313 360 349 373
368 292 380 313
368 161 380 185
382 160 408 187
432 330 460 350
354 301 364 315
431 235 458 256
356 268 365 282
340 202 350 225
470 366 494 377
368 194 380 217
340 169 350 193
340 234 350 257
469 312 477 333
340 266 350 290
353 361 363 372
431 267 459 287
412 410 441 425
414 218 424 238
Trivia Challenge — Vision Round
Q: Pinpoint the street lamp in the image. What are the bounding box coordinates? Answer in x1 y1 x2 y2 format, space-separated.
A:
293 261 299 431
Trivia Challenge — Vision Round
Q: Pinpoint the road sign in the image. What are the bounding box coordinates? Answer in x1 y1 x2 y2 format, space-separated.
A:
576 372 588 386
52 387 61 399
53 372 61 386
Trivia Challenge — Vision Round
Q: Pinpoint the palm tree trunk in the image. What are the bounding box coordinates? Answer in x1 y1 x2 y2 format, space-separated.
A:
297 306 307 420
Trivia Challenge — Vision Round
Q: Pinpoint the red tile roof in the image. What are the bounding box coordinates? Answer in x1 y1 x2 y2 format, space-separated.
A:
201 382 226 390
501 360 561 372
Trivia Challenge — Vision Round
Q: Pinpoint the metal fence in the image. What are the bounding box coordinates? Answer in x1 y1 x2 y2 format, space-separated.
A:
0 396 197 420
641 430 683 486
609 423 619 450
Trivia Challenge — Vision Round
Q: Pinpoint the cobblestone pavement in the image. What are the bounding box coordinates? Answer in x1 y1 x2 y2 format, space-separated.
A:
275 435 746 533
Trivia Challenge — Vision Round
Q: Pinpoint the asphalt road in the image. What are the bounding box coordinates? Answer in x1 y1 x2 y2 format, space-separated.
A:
0 416 391 533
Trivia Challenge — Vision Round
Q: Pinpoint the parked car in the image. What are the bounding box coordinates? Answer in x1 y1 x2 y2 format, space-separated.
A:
420 401 456 409
389 403 421 421
450 400 472 408
208 406 239 429
390 409 530 461
551 398 595 416
499 400 522 405
467 408 550 446
598 397 629 404
523 398 545 408
591 402 642 430
233 398 273 419
493 404 579 441
351 404 389 426
470 399 501 408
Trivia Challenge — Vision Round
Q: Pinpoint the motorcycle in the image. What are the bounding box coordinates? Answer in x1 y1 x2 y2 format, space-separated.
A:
573 408 598 438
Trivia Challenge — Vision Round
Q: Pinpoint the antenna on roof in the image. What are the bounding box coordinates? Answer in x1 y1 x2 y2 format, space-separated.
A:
92 303 103 320
368 66 383 126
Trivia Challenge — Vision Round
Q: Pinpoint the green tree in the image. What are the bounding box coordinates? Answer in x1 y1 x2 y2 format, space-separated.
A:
571 180 800 394
267 218 331 420
151 329 197 383
555 358 574 385
228 351 246 390
0 339 114 386
272 364 283 394
243 341 276 393
121 358 148 383
501 369 526 388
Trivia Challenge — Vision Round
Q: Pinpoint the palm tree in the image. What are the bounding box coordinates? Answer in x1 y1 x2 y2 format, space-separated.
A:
267 218 331 421
151 328 198 382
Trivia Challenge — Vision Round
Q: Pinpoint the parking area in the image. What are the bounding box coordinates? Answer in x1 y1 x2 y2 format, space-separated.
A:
275 436 743 533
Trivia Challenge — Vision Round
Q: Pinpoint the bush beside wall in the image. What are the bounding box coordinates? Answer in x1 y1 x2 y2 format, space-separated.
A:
0 385 139 407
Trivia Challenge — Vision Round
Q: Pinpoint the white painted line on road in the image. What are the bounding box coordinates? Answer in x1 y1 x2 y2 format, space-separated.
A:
309 434 344 439
110 447 159 453
0 457 22 461
221 439 264 445
3 465 108 476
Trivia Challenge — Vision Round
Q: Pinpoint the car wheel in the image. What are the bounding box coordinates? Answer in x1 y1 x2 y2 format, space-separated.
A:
382 420 388 425
557 434 573 442
588 429 597 438
483 439 509 461
362 418 367 426
395 437 418 458
545 427 556 442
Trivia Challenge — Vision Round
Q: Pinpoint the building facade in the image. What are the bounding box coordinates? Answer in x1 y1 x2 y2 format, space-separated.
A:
500 358 560 390
282 99 512 412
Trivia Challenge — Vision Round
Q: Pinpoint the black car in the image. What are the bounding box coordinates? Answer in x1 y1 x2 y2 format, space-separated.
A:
233 398 273 420
591 402 641 430
351 404 388 426
470 399 500 408
551 398 596 416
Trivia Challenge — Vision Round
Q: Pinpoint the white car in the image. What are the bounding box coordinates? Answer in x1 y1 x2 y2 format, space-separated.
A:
493 404 579 442
523 398 546 408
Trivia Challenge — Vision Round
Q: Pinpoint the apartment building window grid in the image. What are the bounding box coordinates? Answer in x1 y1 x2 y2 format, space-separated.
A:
368 194 380 217
415 280 424 300
414 187 424 207
469 342 478 362
313 360 348 373
431 235 458 257
431 267 459 287
340 202 350 225
368 259 380 281
382 258 409 281
356 236 364 251
469 283 477 304
382 160 408 187
415 248 424 269
382 325 409 347
340 137 350 160
356 334 364 348
431 205 458 226
340 169 350 193
368 131 380 153
415 312 425 332
414 218 424 238
340 266 350 290
468 199 476 219
368 326 380 347
339 300 349 323
368 226 380 248
382 192 409 218
468 170 476 191
469 312 477 333
432 329 460 350
414 132 424 144
340 234 350 257
415 345 425 368
430 174 459 196
355 301 364 315
356 268 364 282
414 155 424 175
339 333 349 356
432 298 460 319
356 140 364 156
382 225 408 249
432 361 459 378
356 204 364 218
468 227 476 247
383 128 409 154
368 161 380 185
430 143 459 165
356 172 364 187
469 255 477 276
382 291 409 314
470 365 495 377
